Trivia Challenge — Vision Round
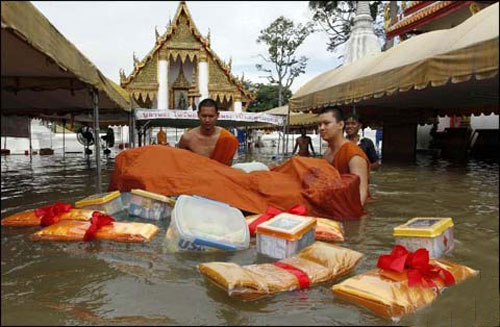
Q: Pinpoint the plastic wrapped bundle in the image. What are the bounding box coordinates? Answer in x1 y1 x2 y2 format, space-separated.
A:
31 220 159 243
331 258 478 321
1 208 94 227
199 242 363 300
246 215 344 242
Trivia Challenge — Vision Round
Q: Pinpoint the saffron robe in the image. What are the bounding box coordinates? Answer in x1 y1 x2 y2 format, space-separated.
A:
210 128 239 165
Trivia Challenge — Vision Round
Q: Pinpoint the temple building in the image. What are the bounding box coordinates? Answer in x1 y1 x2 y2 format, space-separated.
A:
120 1 254 111
385 1 497 41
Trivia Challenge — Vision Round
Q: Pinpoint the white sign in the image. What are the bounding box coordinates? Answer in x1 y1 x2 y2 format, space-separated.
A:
134 109 285 126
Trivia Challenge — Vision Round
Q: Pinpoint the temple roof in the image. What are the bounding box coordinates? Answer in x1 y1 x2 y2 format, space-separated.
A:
120 1 254 103
386 1 497 40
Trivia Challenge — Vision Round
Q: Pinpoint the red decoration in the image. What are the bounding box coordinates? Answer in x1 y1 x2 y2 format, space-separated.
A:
272 262 311 289
35 202 73 227
83 211 115 242
248 204 307 237
377 245 455 290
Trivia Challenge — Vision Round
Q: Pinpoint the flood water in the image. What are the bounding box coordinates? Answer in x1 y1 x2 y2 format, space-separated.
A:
1 148 499 326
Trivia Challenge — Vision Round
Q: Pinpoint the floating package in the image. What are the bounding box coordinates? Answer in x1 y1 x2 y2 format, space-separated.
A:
75 191 124 215
331 258 478 321
247 214 344 243
199 242 363 300
1 207 93 227
393 217 454 258
31 220 159 243
231 161 270 173
256 213 316 259
164 195 250 252
129 189 175 221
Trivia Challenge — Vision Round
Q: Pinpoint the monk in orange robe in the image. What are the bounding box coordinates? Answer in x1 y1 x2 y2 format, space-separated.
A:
319 107 370 205
179 98 239 165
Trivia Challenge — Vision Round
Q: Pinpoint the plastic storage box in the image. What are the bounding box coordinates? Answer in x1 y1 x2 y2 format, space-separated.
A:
75 191 123 215
128 189 175 220
164 195 250 252
393 217 454 258
256 213 317 259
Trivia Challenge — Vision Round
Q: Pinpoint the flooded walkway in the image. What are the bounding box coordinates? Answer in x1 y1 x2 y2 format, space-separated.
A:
1 151 498 326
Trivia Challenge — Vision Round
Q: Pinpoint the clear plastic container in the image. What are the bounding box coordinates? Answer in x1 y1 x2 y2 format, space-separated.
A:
121 192 131 210
256 213 317 259
164 195 250 252
75 191 123 215
128 189 175 221
232 161 270 173
393 217 454 258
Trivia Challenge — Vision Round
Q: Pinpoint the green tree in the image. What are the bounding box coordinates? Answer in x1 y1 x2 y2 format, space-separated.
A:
247 83 292 112
309 1 384 54
256 16 313 107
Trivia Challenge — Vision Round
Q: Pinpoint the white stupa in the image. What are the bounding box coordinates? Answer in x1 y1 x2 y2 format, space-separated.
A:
343 1 381 65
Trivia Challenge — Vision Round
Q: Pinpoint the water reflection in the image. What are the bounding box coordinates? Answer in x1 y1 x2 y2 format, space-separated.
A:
1 151 499 326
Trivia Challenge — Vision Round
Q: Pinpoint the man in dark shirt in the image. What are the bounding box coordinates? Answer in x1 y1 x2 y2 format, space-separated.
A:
345 113 380 170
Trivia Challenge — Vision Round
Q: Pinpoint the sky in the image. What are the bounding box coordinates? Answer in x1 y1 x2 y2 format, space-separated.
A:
31 1 344 93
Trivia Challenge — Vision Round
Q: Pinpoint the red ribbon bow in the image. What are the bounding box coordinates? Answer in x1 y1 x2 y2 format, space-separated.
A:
248 204 307 237
272 262 311 289
35 202 74 227
377 245 455 290
83 211 115 242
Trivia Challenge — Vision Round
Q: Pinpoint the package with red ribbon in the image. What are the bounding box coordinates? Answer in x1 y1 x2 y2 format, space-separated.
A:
31 218 160 243
1 202 94 227
199 242 363 300
332 245 479 321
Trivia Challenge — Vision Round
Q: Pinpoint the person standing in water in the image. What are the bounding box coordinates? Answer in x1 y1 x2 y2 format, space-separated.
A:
293 127 316 157
319 107 370 205
344 113 380 170
178 98 238 165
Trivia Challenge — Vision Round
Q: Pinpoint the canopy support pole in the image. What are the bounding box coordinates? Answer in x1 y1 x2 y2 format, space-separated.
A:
62 119 66 160
29 116 32 163
91 87 102 194
318 125 322 155
245 125 249 153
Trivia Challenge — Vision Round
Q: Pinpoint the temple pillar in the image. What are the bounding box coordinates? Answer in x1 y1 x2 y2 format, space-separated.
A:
382 122 417 162
233 99 242 113
198 53 209 101
157 51 169 110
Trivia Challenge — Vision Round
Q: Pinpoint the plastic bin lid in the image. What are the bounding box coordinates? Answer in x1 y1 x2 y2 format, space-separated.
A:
173 195 249 249
131 189 176 205
75 191 121 207
256 213 317 241
393 217 454 238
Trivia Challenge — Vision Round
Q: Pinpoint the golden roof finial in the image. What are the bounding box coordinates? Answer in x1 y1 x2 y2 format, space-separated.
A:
207 28 211 44
133 52 139 66
155 25 160 41
119 68 126 82
228 57 232 70
241 72 245 82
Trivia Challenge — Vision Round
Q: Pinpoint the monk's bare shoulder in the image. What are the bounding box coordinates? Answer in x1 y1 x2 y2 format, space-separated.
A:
179 128 198 149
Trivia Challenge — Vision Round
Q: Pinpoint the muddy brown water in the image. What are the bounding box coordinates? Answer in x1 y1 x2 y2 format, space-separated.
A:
1 148 498 326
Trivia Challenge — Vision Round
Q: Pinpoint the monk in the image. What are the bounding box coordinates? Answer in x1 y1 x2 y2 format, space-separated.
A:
178 98 239 165
293 127 316 157
319 107 370 205
345 113 380 170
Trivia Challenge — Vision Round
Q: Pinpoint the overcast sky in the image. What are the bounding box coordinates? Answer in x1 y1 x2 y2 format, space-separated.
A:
31 1 343 93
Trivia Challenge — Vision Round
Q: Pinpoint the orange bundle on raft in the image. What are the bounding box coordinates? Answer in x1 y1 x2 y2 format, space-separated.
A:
108 146 365 220
331 245 478 320
199 242 363 300
1 202 94 227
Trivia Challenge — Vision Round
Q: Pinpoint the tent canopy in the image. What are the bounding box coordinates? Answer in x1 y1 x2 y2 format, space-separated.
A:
134 109 286 128
1 1 130 117
289 3 499 123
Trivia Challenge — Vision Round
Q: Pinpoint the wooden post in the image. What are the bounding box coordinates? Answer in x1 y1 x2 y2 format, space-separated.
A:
29 116 32 162
62 119 66 159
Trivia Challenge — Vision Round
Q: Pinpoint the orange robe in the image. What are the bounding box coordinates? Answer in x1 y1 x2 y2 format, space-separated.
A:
332 142 370 175
210 128 239 165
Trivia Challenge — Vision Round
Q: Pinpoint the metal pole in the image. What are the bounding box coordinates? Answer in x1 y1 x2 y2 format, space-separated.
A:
62 119 66 159
91 88 102 194
28 116 32 162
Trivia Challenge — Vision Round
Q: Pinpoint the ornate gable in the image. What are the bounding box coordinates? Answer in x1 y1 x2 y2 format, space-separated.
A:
120 1 255 108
